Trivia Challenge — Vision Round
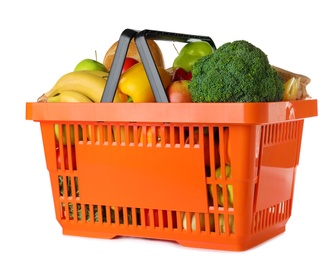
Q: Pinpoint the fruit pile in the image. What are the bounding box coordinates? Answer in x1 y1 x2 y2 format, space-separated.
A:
37 39 202 104
37 37 310 104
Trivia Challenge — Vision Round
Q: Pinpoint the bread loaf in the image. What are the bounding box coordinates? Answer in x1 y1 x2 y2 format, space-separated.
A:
103 39 165 71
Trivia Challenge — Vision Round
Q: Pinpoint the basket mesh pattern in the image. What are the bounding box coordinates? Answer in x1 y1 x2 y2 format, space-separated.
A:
51 119 303 239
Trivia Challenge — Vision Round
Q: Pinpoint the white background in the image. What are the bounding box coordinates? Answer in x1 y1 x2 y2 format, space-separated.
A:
1 0 333 259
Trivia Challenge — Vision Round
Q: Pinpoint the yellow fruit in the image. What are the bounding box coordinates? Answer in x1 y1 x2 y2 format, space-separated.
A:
218 214 235 234
54 124 83 145
209 165 234 207
283 77 299 101
181 212 235 233
37 70 108 103
47 90 93 102
181 212 214 231
87 125 109 143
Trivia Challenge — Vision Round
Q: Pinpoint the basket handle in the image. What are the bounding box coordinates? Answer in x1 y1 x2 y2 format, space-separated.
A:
101 28 139 102
101 29 216 103
135 29 216 103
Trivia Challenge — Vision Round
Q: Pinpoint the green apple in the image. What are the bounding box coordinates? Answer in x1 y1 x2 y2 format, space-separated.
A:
172 41 214 72
74 58 108 72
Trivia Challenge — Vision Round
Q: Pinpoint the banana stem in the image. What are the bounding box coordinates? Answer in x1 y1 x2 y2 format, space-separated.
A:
37 94 48 102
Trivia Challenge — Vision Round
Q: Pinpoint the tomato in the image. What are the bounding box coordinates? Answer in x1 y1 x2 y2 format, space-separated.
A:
144 209 177 228
56 145 77 170
121 57 139 73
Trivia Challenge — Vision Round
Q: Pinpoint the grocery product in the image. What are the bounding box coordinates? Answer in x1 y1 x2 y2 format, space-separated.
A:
103 38 165 71
37 70 108 103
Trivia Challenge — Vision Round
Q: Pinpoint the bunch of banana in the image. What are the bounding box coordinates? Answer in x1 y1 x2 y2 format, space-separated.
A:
47 90 93 103
37 70 109 103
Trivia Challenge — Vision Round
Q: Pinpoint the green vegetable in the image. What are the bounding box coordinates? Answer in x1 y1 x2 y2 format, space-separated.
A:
172 41 214 72
188 40 284 102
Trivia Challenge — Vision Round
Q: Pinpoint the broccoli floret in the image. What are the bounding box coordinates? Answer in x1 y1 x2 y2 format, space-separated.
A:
188 40 284 102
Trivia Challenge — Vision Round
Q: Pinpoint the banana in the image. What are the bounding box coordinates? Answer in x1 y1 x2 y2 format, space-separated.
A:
84 70 109 79
37 70 108 102
47 90 93 102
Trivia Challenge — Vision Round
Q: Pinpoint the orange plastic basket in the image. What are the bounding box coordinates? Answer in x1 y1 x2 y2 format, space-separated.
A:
25 29 318 251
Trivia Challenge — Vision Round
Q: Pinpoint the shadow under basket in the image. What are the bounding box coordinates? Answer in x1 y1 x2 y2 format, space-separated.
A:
26 95 317 251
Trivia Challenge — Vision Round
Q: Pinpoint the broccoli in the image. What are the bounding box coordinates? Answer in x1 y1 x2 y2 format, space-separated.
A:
188 40 284 103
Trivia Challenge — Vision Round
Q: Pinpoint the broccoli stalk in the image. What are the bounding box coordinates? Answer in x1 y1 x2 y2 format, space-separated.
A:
188 40 284 103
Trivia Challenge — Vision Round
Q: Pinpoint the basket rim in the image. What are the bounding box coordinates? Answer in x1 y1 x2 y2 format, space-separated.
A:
26 99 317 124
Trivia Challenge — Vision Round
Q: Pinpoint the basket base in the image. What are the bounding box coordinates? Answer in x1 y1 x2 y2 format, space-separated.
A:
177 226 286 251
63 228 118 239
61 225 286 252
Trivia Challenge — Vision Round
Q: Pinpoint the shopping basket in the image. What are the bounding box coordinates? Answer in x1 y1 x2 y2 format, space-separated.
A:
25 29 318 251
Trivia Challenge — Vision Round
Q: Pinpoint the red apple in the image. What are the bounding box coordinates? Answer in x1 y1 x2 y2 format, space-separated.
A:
56 145 77 170
167 80 192 102
144 209 177 228
172 67 192 81
122 57 139 73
